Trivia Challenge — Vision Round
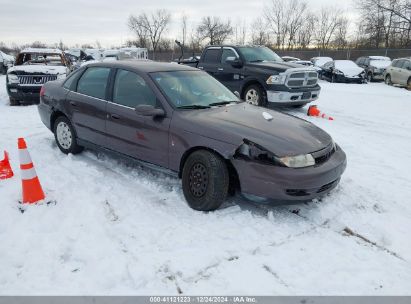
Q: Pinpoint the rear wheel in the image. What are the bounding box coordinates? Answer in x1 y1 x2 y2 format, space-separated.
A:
367 72 373 82
182 150 229 211
244 84 264 106
53 116 83 154
407 78 411 90
385 74 392 86
331 74 336 83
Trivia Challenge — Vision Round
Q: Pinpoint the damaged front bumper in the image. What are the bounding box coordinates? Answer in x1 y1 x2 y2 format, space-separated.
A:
232 147 347 204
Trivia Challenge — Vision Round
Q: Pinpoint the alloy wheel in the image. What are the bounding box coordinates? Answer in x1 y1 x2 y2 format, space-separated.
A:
245 89 259 105
56 121 72 149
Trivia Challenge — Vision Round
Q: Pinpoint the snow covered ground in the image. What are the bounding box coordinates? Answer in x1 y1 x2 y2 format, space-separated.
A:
0 75 411 295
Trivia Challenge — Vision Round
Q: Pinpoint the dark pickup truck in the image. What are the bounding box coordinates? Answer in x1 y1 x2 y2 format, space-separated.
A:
178 45 321 108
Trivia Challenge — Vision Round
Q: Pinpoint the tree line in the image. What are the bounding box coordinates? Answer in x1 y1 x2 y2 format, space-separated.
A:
1 0 410 58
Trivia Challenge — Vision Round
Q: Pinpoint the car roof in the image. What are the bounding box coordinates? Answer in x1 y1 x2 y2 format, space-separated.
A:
86 60 199 73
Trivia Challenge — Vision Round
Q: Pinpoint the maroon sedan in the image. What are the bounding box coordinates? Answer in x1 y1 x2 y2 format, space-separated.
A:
38 61 346 211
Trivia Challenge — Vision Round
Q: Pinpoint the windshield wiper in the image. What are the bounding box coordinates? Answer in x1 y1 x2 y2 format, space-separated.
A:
177 104 210 109
209 101 238 107
249 59 265 63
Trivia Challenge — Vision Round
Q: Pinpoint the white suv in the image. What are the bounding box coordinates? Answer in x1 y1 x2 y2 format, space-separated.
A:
385 58 411 89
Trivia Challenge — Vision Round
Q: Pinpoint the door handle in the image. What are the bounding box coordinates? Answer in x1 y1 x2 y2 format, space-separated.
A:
218 68 224 71
110 114 120 120
70 101 77 106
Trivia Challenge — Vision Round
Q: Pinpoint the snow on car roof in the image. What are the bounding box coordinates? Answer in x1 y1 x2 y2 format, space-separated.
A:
21 48 63 54
369 56 391 61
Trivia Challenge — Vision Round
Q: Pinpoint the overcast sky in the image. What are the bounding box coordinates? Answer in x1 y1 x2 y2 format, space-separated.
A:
0 0 357 47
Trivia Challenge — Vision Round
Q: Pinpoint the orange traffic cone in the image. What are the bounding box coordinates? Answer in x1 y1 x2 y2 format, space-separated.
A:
0 151 14 180
18 138 45 204
307 105 334 120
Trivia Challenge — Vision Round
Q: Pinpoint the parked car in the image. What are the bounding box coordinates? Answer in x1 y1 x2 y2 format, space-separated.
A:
38 61 347 211
320 60 366 83
0 51 15 74
282 56 300 62
289 60 314 67
6 48 71 105
384 58 411 89
356 56 391 82
310 56 333 78
178 45 320 108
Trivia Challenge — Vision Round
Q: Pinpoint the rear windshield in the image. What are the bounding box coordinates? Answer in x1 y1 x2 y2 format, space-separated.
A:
151 70 239 108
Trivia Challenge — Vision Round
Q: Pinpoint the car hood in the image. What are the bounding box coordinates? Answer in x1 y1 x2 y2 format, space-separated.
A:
179 103 332 157
246 61 306 73
336 66 364 77
7 65 67 75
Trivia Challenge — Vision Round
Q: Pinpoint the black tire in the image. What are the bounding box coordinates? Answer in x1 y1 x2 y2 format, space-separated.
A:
244 84 265 106
407 78 411 91
182 150 229 211
53 116 83 154
0 64 6 75
9 97 20 106
367 72 373 82
385 74 392 86
331 74 336 83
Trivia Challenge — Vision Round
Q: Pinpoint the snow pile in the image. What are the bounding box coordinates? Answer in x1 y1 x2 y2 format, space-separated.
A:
0 75 411 295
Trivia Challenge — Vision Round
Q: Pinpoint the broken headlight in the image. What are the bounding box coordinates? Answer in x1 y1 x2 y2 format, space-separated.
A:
235 140 315 168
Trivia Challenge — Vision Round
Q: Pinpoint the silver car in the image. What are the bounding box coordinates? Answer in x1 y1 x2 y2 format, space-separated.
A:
385 58 411 89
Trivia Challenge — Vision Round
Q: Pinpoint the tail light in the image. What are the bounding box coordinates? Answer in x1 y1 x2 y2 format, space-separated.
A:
40 86 45 98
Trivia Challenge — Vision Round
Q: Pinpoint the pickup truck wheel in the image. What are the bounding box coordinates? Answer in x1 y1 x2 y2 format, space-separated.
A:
244 85 264 106
385 75 392 85
54 116 83 154
182 150 229 211
9 97 20 106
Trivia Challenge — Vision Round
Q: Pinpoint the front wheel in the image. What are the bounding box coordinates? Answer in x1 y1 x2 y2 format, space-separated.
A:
9 97 19 106
407 78 411 90
244 85 264 106
182 150 229 211
331 74 336 83
367 73 373 82
53 116 83 154
385 75 392 86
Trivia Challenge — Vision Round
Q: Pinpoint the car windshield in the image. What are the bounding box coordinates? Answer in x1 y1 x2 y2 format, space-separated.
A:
237 47 283 63
151 70 239 108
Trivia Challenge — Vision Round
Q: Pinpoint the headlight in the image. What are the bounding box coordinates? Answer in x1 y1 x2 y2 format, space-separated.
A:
334 69 344 75
57 73 67 80
279 154 315 168
266 74 286 85
7 74 19 84
235 140 315 168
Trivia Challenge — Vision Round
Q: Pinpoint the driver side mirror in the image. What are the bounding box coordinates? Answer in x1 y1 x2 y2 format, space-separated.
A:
135 104 165 118
225 56 243 68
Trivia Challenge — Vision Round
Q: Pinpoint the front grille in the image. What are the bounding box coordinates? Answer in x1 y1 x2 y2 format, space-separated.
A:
312 143 336 165
17 75 57 85
286 71 318 88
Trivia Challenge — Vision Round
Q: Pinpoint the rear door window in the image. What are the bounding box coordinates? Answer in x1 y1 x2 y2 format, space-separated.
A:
203 48 221 63
402 60 411 70
77 67 111 99
394 60 404 68
112 69 156 108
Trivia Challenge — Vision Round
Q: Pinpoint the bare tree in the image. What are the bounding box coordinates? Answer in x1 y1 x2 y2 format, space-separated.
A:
233 19 247 45
264 0 287 48
128 9 171 59
333 16 350 48
314 7 343 49
250 17 270 45
197 16 233 45
181 13 188 46
297 12 316 48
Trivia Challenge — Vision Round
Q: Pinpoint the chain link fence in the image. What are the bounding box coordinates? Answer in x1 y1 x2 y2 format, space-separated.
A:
150 48 411 62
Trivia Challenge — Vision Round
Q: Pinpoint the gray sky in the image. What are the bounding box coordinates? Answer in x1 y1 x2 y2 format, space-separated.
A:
0 0 357 47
